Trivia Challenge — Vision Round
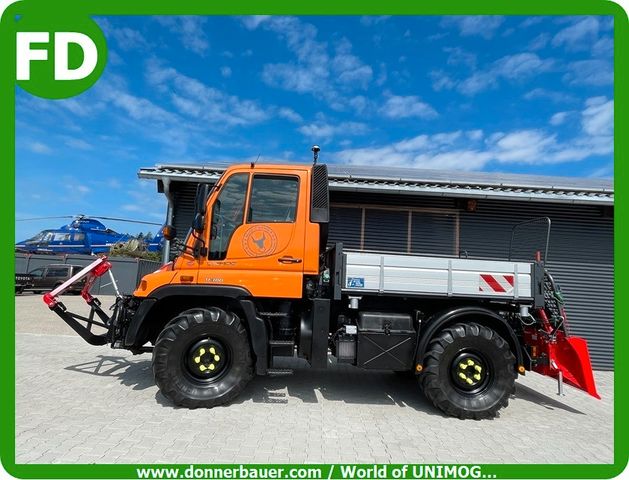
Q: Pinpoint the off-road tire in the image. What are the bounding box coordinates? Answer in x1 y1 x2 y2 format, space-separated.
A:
421 322 516 420
153 307 253 408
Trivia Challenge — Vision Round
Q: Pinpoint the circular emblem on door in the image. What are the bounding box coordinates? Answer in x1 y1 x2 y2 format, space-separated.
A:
242 225 278 257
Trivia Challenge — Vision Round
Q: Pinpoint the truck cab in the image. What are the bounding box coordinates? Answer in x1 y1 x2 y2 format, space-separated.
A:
134 163 326 300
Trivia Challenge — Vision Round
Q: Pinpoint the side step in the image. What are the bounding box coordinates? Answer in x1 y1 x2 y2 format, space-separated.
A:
270 339 295 357
267 368 294 376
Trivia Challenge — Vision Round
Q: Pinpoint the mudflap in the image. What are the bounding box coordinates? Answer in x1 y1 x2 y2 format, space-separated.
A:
526 328 600 399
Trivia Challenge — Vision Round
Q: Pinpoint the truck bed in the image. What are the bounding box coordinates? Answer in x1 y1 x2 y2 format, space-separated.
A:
342 251 533 300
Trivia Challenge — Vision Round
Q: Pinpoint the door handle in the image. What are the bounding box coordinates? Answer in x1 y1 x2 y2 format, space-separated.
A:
278 256 302 264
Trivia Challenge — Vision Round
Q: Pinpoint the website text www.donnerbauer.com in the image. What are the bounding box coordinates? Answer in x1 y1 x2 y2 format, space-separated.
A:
136 464 494 479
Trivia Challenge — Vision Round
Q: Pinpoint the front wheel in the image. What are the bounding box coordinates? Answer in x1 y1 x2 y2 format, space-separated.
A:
153 307 253 408
421 322 516 419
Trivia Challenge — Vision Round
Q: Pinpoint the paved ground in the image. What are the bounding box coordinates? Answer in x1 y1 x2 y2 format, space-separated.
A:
15 294 614 464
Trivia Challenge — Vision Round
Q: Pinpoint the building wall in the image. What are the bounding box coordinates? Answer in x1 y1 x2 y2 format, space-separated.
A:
169 182 614 370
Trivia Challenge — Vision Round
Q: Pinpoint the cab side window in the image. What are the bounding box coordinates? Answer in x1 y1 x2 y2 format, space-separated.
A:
248 175 299 223
29 268 44 278
209 173 249 260
45 267 69 277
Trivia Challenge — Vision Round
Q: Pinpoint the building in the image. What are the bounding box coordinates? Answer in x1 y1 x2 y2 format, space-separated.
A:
138 163 614 370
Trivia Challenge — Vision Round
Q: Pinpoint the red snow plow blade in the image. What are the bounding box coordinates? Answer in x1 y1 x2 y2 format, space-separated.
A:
526 326 601 399
545 335 600 399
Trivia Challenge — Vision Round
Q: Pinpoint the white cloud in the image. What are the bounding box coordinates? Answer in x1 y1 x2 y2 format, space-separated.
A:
492 130 557 163
444 47 477 69
524 88 576 103
146 60 270 126
253 17 373 109
467 130 484 141
64 138 94 150
592 36 613 56
102 85 176 123
519 17 545 28
58 98 102 117
434 53 554 96
430 70 456 91
332 38 373 88
220 66 232 78
457 71 498 96
278 107 303 123
563 59 613 86
379 95 438 120
552 16 599 51
348 96 368 114
360 16 391 26
441 16 505 39
239 15 271 30
334 97 613 171
29 142 52 154
298 121 368 142
122 204 143 212
529 33 550 51
492 53 554 79
97 18 151 51
581 97 613 137
155 16 209 55
549 111 569 126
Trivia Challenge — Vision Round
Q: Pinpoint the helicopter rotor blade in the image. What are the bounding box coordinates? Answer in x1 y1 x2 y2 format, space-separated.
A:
16 216 76 222
88 216 162 226
16 214 162 226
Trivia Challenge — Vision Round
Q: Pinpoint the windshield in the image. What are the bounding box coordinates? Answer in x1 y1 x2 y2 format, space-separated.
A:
26 231 50 243
210 173 249 260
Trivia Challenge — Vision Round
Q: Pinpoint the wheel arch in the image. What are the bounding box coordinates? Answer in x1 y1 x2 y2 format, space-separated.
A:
124 285 268 374
415 306 524 371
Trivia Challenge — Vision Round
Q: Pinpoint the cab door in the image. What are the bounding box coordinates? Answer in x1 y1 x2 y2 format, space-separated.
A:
201 170 307 298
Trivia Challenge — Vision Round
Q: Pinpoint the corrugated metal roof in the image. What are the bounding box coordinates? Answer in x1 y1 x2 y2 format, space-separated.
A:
137 163 614 206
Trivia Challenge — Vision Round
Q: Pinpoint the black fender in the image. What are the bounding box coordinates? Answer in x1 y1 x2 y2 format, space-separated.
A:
124 285 269 375
415 306 524 370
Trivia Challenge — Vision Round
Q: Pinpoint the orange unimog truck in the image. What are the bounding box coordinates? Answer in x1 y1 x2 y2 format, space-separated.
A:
44 156 600 419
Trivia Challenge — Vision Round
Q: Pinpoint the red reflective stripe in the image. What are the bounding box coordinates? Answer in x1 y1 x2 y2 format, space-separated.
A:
480 274 506 293
504 275 515 287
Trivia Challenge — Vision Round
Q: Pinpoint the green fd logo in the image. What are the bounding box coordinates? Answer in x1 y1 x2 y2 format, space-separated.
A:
17 32 98 81
15 16 108 99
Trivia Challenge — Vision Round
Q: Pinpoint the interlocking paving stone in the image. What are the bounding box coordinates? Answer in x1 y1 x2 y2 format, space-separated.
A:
15 294 614 464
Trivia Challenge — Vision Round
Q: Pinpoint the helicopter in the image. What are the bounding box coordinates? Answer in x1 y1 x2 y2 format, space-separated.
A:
15 215 164 255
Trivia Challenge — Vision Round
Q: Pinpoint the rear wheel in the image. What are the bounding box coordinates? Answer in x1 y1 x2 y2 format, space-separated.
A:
421 322 516 419
153 307 253 408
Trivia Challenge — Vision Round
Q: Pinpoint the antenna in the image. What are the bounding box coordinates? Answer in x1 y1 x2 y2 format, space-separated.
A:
311 145 320 165
251 153 260 168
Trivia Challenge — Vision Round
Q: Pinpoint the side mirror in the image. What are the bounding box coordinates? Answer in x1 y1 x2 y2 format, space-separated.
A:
162 225 177 241
192 213 204 232
196 183 210 215
192 183 211 233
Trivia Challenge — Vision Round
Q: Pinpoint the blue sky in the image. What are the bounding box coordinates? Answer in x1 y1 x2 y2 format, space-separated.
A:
15 15 614 241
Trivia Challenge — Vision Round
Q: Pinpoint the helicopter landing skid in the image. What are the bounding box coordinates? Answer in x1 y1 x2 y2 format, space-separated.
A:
42 257 116 346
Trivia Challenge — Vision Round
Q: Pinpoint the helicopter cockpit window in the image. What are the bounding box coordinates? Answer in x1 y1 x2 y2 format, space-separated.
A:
209 173 249 260
26 232 46 243
73 233 85 241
